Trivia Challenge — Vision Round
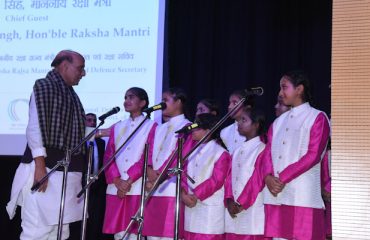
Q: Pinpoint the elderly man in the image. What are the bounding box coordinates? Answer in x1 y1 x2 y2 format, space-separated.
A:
7 50 87 240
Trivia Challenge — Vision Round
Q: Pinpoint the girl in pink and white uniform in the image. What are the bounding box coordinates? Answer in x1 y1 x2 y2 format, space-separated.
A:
263 71 330 239
220 90 247 154
224 107 270 240
240 71 330 240
182 113 231 240
103 87 157 240
135 88 192 240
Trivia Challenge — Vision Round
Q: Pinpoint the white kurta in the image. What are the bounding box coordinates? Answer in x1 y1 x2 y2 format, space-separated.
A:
185 140 226 234
106 115 156 196
225 137 265 235
7 162 84 225
7 92 84 225
220 122 246 154
264 103 327 209
141 114 191 238
151 114 191 197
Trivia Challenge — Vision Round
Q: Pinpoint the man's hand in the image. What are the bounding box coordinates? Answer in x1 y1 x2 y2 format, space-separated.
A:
33 156 48 192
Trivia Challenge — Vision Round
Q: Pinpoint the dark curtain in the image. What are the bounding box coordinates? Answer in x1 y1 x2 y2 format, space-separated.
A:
164 0 332 124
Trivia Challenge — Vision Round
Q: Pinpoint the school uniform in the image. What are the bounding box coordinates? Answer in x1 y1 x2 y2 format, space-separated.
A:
130 114 191 239
103 115 157 239
238 103 330 240
183 140 231 240
263 103 330 239
224 137 268 240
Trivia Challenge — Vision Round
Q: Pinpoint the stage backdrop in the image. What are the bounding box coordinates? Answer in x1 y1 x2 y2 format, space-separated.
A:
0 0 166 155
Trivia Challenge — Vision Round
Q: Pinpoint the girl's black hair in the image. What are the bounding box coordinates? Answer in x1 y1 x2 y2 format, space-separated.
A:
198 98 220 116
127 87 149 110
241 106 266 137
194 113 227 149
230 89 255 108
230 89 245 99
284 70 313 105
164 87 190 118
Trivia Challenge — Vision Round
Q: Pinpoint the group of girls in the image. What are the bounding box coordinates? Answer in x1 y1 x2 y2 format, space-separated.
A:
99 70 331 240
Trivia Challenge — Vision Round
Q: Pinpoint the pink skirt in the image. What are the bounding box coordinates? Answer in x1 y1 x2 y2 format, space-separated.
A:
103 194 141 234
142 196 184 238
264 204 325 240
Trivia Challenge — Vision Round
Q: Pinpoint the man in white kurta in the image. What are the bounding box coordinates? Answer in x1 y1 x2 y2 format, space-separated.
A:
7 50 87 240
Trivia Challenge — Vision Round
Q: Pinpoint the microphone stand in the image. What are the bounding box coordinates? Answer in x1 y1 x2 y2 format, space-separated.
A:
119 147 182 239
31 120 105 240
81 143 94 240
173 137 184 239
137 144 149 240
118 95 248 238
76 113 151 198
119 143 150 240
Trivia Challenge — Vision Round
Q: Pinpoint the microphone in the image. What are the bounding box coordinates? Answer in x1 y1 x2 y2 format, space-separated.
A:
175 123 199 134
143 102 167 113
245 87 264 96
98 107 120 121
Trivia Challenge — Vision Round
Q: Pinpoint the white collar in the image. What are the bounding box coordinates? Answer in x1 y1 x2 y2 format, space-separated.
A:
168 114 186 124
290 102 310 116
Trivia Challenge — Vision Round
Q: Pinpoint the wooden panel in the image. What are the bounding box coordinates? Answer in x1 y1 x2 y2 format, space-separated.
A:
332 0 370 239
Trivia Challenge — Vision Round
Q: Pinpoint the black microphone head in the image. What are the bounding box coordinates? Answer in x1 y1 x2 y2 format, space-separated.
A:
98 106 121 121
160 102 167 110
112 106 120 113
245 87 264 96
175 123 199 134
254 87 264 96
143 102 167 113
